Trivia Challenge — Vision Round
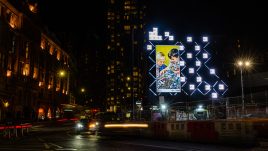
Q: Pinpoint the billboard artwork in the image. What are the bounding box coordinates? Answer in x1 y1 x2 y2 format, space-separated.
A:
156 45 181 93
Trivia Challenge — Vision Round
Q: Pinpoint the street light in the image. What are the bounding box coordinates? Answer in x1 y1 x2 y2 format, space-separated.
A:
236 60 252 115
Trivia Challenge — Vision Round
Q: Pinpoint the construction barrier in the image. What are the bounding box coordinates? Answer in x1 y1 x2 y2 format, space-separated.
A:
0 123 32 139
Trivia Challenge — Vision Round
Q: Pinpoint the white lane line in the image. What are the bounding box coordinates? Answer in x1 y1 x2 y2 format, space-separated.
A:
118 142 201 151
48 143 63 149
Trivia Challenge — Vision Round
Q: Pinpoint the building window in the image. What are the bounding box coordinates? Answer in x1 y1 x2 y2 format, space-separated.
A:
23 63 30 76
25 42 29 59
49 45 54 55
33 67 38 79
40 38 46 50
124 25 131 30
57 50 61 60
28 3 38 13
6 10 19 29
6 70 12 77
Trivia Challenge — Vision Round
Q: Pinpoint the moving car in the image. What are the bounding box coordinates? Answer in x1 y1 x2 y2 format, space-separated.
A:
75 118 100 134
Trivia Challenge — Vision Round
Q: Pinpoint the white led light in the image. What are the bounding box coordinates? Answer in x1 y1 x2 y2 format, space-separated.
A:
219 84 224 90
147 45 152 50
181 77 185 82
165 32 169 36
210 69 215 74
187 53 192 58
180 61 185 66
187 37 192 42
205 85 211 91
212 93 218 99
189 84 195 90
203 36 208 42
196 61 201 66
195 45 200 51
203 53 208 59
196 77 202 82
149 28 162 41
189 68 194 74
169 36 174 40
179 45 185 50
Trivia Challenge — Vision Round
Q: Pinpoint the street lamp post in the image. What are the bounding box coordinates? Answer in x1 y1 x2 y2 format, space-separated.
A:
239 67 245 115
236 60 251 115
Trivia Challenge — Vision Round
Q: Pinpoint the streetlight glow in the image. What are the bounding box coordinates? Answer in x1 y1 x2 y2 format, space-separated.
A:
59 70 66 77
236 59 253 115
81 88 85 93
237 61 243 66
245 61 251 67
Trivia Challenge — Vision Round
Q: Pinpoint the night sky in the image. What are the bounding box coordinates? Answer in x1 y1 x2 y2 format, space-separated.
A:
38 0 267 35
38 0 268 53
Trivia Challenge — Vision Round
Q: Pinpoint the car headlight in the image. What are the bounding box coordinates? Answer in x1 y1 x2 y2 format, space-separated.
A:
76 123 83 128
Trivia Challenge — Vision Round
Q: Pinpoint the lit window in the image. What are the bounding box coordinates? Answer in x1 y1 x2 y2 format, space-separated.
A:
7 11 19 29
57 50 61 60
49 46 54 55
124 25 131 30
6 70 12 77
23 64 30 76
40 38 46 50
28 3 38 13
33 67 38 79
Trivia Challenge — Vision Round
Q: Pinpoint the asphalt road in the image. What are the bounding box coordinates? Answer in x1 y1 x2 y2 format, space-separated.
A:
0 122 266 151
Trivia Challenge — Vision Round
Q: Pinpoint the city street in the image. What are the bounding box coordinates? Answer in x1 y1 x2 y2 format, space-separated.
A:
0 122 265 151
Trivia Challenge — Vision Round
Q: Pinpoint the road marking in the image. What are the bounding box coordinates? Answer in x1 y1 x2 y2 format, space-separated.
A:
118 142 201 151
48 143 63 149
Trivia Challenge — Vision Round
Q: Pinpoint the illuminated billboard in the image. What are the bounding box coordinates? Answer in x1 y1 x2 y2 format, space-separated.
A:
156 45 181 93
147 27 228 98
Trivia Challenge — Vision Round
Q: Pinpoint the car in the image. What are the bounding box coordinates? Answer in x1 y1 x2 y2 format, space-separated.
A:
75 118 101 134
75 118 90 133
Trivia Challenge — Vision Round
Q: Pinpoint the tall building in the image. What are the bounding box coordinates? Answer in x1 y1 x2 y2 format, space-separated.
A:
0 0 76 121
105 0 146 115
